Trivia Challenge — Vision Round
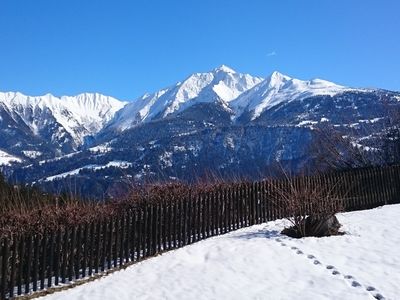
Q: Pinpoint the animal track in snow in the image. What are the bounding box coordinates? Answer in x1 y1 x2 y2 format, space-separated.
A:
275 237 386 299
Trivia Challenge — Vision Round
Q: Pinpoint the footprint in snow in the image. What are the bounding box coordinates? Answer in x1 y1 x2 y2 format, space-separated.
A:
277 239 386 300
332 270 340 275
351 281 361 287
326 265 334 270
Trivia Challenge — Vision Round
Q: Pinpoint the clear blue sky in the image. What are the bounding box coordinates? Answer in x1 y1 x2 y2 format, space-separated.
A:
0 0 399 100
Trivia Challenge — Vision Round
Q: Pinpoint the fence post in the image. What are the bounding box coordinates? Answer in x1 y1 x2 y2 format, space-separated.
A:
82 223 89 277
187 192 193 244
88 223 95 276
114 217 120 267
120 215 126 263
125 213 131 262
75 226 81 280
69 227 76 281
24 235 32 293
40 233 47 290
61 228 69 284
130 211 137 262
54 229 61 285
47 231 55 288
1 238 9 300
101 220 107 272
9 236 17 298
17 236 24 295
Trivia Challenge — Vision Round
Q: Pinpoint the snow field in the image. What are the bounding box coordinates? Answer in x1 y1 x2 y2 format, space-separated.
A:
40 204 400 300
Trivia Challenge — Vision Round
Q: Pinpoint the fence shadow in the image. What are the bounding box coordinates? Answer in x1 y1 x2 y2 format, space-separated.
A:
231 229 281 240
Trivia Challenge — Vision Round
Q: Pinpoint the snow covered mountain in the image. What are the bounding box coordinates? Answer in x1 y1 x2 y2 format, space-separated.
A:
0 92 126 159
2 65 399 198
231 71 351 121
104 65 263 132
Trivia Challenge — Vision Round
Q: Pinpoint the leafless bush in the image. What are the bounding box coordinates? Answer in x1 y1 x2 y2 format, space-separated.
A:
269 172 345 238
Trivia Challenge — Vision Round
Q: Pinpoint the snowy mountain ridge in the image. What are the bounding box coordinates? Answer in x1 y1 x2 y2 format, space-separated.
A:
0 66 354 139
105 65 263 131
105 66 357 132
231 71 352 120
0 91 127 146
3 65 399 198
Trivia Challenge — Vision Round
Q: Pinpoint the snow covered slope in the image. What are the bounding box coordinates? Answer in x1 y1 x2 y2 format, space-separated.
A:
105 65 263 131
0 92 126 146
231 71 352 120
0 149 22 165
40 205 400 300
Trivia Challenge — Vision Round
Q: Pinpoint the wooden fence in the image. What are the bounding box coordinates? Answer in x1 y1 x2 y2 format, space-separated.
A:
1 165 399 299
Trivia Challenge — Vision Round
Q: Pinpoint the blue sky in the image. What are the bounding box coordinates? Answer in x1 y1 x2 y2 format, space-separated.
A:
0 0 399 100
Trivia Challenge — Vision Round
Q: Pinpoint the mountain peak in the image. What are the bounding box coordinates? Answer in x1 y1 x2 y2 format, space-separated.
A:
269 71 291 82
213 65 236 74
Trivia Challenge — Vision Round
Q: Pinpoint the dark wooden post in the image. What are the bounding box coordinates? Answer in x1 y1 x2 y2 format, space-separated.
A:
68 227 76 281
120 215 126 264
74 226 81 280
101 220 107 272
107 217 113 267
47 232 54 288
60 229 69 284
9 236 17 298
88 223 95 276
17 237 24 295
187 193 193 244
1 238 9 300
136 210 142 261
82 223 89 277
54 229 61 285
93 222 101 273
125 213 131 262
40 233 47 290
114 217 119 267
32 235 39 291
24 235 32 293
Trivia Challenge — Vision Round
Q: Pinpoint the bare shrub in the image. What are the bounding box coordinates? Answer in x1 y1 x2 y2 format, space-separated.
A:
269 172 344 238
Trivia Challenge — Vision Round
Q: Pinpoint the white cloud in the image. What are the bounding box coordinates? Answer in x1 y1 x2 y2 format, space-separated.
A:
266 51 277 57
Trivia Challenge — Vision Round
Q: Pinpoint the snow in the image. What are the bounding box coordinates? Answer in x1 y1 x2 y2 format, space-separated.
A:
213 64 236 73
106 66 263 131
22 150 42 159
88 144 112 154
0 149 22 165
0 91 127 145
297 120 319 126
42 161 132 181
231 71 354 120
40 204 400 300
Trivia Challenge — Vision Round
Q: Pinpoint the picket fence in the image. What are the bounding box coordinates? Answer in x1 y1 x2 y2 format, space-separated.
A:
0 165 399 299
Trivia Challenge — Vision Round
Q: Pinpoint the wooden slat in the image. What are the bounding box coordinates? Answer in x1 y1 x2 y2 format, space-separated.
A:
9 236 17 298
54 230 61 285
24 235 32 293
47 232 54 288
1 238 9 300
40 233 47 290
82 223 89 277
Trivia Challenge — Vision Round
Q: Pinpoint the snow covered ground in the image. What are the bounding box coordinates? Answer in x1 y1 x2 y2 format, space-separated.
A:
41 204 400 300
0 149 22 165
